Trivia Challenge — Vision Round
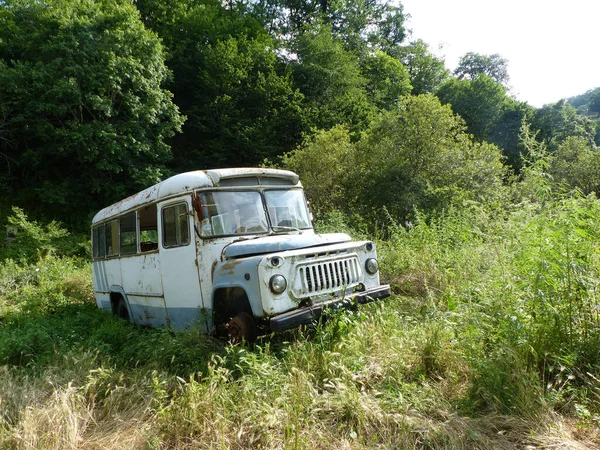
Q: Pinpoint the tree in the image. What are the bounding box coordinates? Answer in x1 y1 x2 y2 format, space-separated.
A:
252 0 406 53
437 75 536 165
491 100 535 167
134 0 307 170
0 0 184 224
361 50 412 110
280 126 358 212
454 52 509 85
589 90 600 115
182 33 306 168
355 95 507 220
532 100 596 150
437 74 509 141
292 25 373 131
567 86 600 113
393 39 449 95
548 136 600 194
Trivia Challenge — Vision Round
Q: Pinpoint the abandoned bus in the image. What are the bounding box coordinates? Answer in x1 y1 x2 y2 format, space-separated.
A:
91 168 390 341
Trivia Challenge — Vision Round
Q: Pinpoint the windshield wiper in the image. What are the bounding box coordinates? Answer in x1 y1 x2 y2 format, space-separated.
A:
271 225 303 234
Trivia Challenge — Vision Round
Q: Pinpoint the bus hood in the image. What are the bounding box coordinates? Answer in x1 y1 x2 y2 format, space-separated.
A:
223 233 352 259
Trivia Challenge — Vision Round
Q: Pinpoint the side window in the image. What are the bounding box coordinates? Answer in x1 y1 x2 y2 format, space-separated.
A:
105 220 119 257
120 212 137 255
92 225 106 259
139 204 158 252
162 203 190 248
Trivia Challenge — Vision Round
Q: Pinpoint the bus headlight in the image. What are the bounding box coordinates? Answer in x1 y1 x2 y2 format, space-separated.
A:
269 274 287 294
365 258 379 275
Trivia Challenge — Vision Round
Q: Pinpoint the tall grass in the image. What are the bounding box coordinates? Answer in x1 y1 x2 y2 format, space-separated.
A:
380 193 600 419
1 194 600 448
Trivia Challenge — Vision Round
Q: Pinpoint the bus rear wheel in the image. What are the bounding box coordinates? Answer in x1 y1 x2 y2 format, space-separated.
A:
115 298 130 322
227 312 257 343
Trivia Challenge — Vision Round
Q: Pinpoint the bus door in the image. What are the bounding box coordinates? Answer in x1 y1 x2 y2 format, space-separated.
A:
159 199 203 330
120 207 166 327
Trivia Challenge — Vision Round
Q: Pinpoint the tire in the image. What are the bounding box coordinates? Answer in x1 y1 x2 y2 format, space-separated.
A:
115 298 130 322
226 312 257 343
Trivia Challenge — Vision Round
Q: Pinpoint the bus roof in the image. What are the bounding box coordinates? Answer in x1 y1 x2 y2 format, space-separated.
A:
91 168 300 224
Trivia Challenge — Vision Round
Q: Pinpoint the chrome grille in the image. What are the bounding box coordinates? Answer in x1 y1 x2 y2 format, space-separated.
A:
297 256 361 295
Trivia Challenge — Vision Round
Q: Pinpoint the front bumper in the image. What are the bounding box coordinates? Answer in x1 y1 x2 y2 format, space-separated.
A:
269 284 391 332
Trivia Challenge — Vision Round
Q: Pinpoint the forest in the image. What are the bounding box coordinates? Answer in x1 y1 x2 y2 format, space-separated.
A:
1 0 600 448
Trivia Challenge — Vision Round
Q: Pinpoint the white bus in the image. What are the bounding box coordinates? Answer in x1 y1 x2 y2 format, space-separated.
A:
91 168 390 341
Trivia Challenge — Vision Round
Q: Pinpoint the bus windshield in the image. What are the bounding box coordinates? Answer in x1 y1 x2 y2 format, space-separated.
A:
264 190 311 230
198 190 311 237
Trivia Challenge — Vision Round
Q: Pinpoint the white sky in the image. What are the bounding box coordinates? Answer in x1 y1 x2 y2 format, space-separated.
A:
400 0 600 107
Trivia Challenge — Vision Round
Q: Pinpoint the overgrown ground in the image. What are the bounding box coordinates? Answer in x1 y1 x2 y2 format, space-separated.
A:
1 194 600 449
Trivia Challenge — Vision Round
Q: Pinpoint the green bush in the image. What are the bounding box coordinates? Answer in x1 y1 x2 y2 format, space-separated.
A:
1 207 89 263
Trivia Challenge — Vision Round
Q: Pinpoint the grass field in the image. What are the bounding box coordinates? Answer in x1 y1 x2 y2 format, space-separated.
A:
1 195 600 449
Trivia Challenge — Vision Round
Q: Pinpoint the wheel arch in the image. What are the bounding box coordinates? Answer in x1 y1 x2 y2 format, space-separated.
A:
109 285 133 321
212 286 253 323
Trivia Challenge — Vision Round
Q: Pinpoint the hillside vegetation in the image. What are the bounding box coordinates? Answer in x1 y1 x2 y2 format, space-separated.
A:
1 0 600 448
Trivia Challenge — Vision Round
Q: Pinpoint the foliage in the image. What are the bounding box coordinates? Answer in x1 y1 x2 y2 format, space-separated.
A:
361 50 412 110
0 207 87 263
437 74 535 163
280 95 508 223
143 0 307 170
532 99 597 150
356 95 508 221
394 39 450 95
567 86 600 115
490 99 535 166
184 32 305 167
280 126 358 213
454 51 510 85
438 75 509 139
292 24 374 132
253 0 406 53
589 90 600 115
0 0 184 224
548 136 600 194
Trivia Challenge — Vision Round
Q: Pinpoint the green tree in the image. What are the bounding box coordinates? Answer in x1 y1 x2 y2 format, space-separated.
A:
361 50 412 110
491 100 535 167
356 95 507 220
253 0 406 53
567 86 600 114
0 0 184 224
436 73 535 164
280 126 357 212
532 100 596 150
454 52 509 85
589 90 600 115
292 25 373 131
184 34 306 167
394 39 449 95
548 136 600 194
437 74 509 141
135 0 306 169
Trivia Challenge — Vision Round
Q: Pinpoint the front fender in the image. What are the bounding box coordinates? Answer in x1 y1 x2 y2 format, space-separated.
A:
212 257 265 317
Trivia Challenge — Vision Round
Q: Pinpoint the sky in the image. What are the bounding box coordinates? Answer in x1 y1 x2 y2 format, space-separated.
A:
399 0 600 107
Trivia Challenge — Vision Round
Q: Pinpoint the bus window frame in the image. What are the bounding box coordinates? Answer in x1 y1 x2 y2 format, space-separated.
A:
161 202 191 249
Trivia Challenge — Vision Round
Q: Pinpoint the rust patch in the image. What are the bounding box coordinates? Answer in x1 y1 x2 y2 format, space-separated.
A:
211 259 218 281
218 259 244 276
191 191 204 220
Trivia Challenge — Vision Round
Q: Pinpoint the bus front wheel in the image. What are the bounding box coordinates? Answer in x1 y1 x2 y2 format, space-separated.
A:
227 312 257 343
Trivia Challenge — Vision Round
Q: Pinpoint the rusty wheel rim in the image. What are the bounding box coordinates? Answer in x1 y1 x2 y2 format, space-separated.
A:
226 312 256 343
